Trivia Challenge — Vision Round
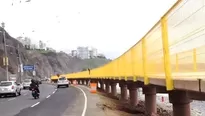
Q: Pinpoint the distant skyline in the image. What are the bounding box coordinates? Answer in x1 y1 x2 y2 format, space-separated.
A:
0 0 177 59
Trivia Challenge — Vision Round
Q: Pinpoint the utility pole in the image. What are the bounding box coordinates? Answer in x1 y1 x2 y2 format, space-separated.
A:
25 59 28 78
1 22 9 81
17 44 22 83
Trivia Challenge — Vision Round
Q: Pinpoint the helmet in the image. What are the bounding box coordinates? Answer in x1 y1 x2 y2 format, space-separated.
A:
31 79 35 83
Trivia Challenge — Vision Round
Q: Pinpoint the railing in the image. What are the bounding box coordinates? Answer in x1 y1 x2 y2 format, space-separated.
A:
56 0 205 91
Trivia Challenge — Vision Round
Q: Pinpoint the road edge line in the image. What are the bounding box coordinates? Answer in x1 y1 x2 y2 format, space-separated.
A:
79 85 90 91
46 95 51 98
75 86 87 116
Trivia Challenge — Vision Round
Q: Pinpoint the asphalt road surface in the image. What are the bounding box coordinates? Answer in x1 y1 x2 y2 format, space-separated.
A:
15 85 85 116
0 84 56 116
0 83 92 116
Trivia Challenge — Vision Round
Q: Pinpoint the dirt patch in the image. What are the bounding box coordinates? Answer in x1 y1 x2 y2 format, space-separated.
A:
96 91 172 116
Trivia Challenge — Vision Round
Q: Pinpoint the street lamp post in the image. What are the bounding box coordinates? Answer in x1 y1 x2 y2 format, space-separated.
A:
1 22 9 81
17 44 23 83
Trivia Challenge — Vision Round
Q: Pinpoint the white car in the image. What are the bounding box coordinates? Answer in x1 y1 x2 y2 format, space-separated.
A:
57 77 69 88
19 83 24 89
0 81 21 97
22 79 32 89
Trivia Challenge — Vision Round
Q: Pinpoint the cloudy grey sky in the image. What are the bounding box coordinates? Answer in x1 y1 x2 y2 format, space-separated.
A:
0 0 176 59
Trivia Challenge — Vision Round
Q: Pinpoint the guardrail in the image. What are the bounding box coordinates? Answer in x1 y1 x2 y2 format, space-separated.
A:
52 0 205 91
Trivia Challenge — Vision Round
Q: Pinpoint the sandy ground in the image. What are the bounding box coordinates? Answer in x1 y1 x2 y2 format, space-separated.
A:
96 93 139 116
96 91 172 116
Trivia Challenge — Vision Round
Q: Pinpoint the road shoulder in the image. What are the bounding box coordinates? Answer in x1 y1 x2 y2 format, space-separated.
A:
62 86 85 116
63 85 106 116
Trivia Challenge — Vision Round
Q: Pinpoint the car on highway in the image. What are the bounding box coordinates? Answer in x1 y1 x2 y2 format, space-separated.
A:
57 77 69 88
19 83 24 89
0 81 21 97
22 79 32 89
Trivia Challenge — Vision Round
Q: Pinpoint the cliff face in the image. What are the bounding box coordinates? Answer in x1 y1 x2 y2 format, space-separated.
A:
0 27 110 81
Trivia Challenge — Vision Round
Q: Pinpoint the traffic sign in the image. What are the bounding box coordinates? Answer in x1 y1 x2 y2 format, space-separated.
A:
23 65 35 71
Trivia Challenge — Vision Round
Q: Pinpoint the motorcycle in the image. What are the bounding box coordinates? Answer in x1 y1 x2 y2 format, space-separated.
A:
31 88 39 99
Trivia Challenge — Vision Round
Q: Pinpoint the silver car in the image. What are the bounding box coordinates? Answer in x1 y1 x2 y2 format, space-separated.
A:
22 79 32 89
57 77 69 88
0 81 21 97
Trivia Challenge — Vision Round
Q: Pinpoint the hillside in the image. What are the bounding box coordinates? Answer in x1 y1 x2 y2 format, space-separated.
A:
0 27 110 81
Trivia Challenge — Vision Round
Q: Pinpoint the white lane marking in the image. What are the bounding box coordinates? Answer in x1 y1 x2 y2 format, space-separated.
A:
52 91 56 94
75 86 87 116
8 98 16 101
31 102 40 107
46 95 51 98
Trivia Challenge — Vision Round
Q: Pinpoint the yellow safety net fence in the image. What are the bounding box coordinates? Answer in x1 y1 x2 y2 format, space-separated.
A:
53 0 205 90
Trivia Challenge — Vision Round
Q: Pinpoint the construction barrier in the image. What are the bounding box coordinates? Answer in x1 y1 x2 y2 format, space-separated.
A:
72 80 77 86
90 83 97 93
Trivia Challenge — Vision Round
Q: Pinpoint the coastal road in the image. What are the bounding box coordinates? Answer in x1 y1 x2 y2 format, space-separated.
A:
0 84 56 116
15 85 85 116
0 83 102 116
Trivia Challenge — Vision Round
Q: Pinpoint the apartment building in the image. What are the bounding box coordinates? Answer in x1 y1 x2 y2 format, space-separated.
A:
75 46 98 59
71 50 77 57
77 47 89 59
16 37 31 49
39 40 46 50
89 47 97 58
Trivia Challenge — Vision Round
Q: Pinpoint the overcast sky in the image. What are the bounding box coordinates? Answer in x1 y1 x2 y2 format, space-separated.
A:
0 0 176 59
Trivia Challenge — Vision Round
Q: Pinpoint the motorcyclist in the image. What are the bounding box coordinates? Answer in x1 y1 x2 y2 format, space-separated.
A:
30 79 40 93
